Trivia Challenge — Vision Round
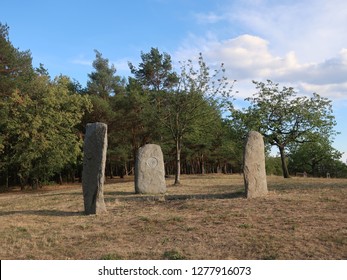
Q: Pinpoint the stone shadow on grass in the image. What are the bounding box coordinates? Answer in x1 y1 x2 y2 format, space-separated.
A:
104 191 136 196
0 210 84 217
105 191 245 202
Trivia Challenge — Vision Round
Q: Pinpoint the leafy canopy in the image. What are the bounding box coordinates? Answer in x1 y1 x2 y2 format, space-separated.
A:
231 80 337 178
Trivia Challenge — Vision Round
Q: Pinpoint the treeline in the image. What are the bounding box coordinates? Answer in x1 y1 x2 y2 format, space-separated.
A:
1 23 347 189
82 49 243 185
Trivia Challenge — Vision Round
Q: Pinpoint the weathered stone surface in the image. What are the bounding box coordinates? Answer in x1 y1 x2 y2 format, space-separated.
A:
243 131 268 198
82 122 107 214
135 144 166 194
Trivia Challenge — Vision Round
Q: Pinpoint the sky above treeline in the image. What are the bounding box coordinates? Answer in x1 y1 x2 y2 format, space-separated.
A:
2 0 347 161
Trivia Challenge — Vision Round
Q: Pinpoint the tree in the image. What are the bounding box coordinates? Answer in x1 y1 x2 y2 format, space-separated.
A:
111 77 157 172
128 49 234 184
0 23 35 188
266 156 283 176
156 54 233 184
1 23 94 188
128 48 179 179
0 23 34 99
214 119 244 174
231 80 337 178
288 135 342 177
5 74 91 188
128 47 179 91
83 50 121 127
86 50 125 99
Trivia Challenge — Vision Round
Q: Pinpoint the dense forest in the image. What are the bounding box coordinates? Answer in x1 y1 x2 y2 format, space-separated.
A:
1 23 347 189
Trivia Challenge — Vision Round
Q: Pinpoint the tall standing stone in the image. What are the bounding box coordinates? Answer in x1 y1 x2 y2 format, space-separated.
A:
82 122 108 215
243 131 268 198
135 144 166 194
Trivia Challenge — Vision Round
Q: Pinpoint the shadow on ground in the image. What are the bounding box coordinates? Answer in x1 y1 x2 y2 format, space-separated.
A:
0 210 83 217
105 191 245 202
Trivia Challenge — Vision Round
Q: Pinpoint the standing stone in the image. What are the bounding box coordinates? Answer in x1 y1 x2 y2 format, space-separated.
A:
135 144 166 194
243 131 268 198
82 122 107 215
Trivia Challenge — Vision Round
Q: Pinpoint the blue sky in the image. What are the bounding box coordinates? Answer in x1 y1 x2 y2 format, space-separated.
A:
2 0 347 161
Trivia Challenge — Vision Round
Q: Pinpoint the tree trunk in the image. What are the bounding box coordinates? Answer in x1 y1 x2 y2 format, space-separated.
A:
174 137 181 185
70 170 75 183
5 167 9 190
190 160 195 174
279 146 290 178
58 173 63 185
311 162 318 177
217 163 222 174
109 161 114 179
201 154 205 175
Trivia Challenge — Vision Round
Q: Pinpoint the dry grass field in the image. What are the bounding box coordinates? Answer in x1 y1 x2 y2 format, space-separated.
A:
0 174 346 260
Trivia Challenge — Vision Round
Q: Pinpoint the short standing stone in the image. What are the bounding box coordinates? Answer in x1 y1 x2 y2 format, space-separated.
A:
243 131 268 198
82 122 108 214
135 144 166 194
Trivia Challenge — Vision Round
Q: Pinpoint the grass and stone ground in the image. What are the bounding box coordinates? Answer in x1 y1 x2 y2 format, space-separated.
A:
0 174 346 260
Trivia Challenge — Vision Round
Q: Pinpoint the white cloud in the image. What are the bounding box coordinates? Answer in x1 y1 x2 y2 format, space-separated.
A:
174 0 347 100
176 34 299 80
299 82 347 100
302 49 347 85
194 0 347 63
175 33 347 100
182 0 347 153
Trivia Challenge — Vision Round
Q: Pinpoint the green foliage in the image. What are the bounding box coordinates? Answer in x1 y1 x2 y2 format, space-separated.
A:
0 23 34 158
86 50 125 99
215 120 244 173
104 49 237 180
5 75 91 186
111 79 157 164
0 23 93 187
266 157 283 176
1 23 34 186
128 47 179 91
1 24 242 184
0 23 34 99
152 53 234 183
288 135 344 177
83 94 114 124
231 80 337 178
2 21 345 188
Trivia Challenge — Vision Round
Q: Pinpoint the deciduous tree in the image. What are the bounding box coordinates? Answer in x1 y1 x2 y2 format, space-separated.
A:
288 135 342 177
155 54 233 184
6 75 91 188
231 80 337 178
